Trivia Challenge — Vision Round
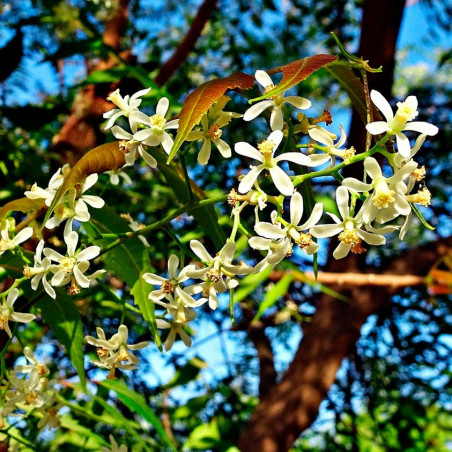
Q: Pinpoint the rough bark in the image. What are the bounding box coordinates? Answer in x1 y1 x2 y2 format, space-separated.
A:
238 237 452 452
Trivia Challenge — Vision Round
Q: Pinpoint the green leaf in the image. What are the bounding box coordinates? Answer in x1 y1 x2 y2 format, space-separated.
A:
99 379 177 451
326 64 367 124
183 419 220 450
37 295 86 390
131 254 162 350
162 357 207 390
153 148 226 249
253 273 293 322
234 266 272 303
411 204 435 231
59 414 109 448
173 395 210 419
84 205 146 287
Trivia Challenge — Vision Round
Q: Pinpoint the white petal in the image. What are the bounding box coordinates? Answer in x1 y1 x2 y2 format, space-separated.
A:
156 97 169 116
267 130 284 148
14 227 33 245
284 96 311 110
370 90 394 122
234 142 263 161
270 107 283 131
238 166 264 194
81 195 104 209
357 229 385 246
77 246 100 261
364 157 382 180
143 273 166 285
168 255 179 279
83 173 99 191
65 231 79 256
255 222 285 239
255 70 273 88
214 139 231 158
243 101 273 122
308 128 333 146
139 148 158 168
394 193 411 215
342 178 373 192
366 121 389 135
403 121 438 136
248 236 271 250
290 192 304 226
336 186 350 220
307 154 331 166
269 165 294 196
190 240 213 263
74 265 90 288
161 132 174 154
395 132 411 158
275 152 311 166
310 223 343 238
299 203 323 230
198 140 211 165
333 242 351 259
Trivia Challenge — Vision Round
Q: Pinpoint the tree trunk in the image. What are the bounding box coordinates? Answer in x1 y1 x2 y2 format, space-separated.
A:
238 1 408 450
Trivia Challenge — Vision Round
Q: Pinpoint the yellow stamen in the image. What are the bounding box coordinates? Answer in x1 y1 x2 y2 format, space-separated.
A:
406 187 431 207
205 124 222 140
258 139 275 155
162 280 175 294
412 166 426 182
338 229 360 245
149 113 166 131
296 233 312 249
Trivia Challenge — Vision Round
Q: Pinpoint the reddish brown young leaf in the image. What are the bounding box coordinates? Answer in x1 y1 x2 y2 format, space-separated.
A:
0 197 46 221
43 141 126 226
167 71 254 163
250 54 338 102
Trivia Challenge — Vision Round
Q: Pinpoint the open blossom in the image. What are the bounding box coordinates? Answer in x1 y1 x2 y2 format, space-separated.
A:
342 157 417 223
24 166 66 207
44 231 105 292
85 325 149 372
0 289 36 337
143 255 198 307
45 173 105 236
103 87 151 130
0 223 33 256
23 239 56 299
308 124 355 164
15 346 49 377
366 90 438 157
244 70 311 131
6 368 45 409
156 317 194 351
187 240 252 310
254 192 323 255
235 130 313 196
131 97 179 155
310 187 395 259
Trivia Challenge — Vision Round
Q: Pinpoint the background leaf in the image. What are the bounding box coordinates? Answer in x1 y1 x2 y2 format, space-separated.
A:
37 295 86 390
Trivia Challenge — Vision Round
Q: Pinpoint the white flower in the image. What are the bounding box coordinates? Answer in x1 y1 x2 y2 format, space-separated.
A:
187 114 232 165
23 240 56 299
310 187 394 259
156 318 193 351
106 169 132 186
342 157 417 223
24 166 65 207
44 231 104 292
45 174 104 235
15 346 49 377
143 255 198 307
103 87 151 130
187 240 252 310
0 223 33 256
101 434 128 452
6 368 45 409
235 130 313 196
85 325 149 371
254 192 323 255
0 289 36 337
244 70 311 131
308 124 355 164
366 90 438 157
131 97 179 155
111 125 158 168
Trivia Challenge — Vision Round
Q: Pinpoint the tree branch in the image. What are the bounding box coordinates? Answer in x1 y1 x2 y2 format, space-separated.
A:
238 236 451 452
154 0 218 86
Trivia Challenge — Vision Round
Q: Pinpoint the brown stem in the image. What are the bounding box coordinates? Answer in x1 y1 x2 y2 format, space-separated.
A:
154 0 218 86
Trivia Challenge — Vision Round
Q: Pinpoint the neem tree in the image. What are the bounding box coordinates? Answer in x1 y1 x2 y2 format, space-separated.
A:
0 30 443 450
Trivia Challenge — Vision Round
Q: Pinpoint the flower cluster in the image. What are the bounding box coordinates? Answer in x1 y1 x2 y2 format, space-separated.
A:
0 68 439 366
